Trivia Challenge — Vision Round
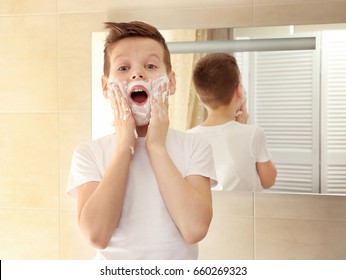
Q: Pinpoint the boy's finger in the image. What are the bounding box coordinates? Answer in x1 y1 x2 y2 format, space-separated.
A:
150 99 158 119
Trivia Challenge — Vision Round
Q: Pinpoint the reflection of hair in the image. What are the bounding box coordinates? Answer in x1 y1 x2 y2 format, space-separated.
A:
103 21 172 76
193 53 241 109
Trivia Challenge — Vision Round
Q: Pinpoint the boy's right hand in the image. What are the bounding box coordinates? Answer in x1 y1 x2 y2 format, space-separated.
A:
235 101 249 124
108 85 137 152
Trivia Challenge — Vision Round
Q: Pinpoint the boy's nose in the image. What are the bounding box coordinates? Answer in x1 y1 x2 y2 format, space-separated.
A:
131 73 144 80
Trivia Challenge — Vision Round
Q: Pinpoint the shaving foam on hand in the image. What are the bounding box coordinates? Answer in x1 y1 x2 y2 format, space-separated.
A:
107 80 131 121
106 81 118 116
150 75 170 102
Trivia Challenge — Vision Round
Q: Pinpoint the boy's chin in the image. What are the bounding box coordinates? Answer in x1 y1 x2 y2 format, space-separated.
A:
131 103 151 127
133 113 151 126
135 120 150 127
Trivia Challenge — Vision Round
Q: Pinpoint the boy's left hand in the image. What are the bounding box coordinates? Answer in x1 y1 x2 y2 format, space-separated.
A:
145 94 169 152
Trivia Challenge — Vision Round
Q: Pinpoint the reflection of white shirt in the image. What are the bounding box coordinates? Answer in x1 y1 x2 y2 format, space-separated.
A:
188 121 271 191
67 128 217 260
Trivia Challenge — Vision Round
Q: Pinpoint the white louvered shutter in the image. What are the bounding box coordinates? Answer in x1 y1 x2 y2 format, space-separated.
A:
239 45 320 193
321 30 346 194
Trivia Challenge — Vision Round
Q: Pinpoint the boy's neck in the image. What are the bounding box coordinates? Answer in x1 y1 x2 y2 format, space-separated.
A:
136 125 148 137
202 105 237 126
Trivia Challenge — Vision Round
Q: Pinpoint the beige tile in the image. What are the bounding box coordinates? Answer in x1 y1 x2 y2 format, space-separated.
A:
254 1 346 27
59 112 91 210
255 193 346 221
195 191 254 260
58 0 252 14
255 218 346 259
60 210 95 259
254 0 330 4
58 0 112 13
0 209 59 259
199 216 254 259
108 6 253 30
0 114 59 209
212 191 254 217
0 15 58 112
58 13 105 112
0 0 56 15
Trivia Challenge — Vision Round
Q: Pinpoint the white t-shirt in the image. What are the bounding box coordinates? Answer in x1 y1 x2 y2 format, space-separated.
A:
67 128 217 260
188 121 271 192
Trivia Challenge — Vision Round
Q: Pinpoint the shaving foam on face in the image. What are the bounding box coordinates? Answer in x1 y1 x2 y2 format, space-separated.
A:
107 75 170 126
150 75 170 102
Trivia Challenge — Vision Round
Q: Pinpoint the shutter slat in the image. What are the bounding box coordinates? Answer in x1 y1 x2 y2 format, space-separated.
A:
253 49 316 193
322 30 346 192
255 50 314 154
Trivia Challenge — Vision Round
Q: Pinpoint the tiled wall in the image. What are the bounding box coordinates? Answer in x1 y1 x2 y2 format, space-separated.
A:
199 192 346 259
1 0 346 259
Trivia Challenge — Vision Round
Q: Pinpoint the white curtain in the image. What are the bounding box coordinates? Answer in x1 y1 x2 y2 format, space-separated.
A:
161 29 208 131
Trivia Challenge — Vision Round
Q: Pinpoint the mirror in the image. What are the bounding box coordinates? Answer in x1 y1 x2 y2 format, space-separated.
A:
91 23 346 195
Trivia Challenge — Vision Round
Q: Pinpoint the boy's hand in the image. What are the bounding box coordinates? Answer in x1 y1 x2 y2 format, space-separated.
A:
235 101 249 124
108 85 137 152
145 93 169 152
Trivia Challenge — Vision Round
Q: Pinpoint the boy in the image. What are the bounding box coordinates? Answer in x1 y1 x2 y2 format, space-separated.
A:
189 53 276 191
67 21 216 260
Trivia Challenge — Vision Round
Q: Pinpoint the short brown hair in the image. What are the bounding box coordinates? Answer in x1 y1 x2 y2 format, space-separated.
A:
193 53 241 109
103 21 172 76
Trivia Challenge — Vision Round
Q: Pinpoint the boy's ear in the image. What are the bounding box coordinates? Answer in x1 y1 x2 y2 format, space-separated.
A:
168 71 176 95
101 75 109 98
235 83 243 99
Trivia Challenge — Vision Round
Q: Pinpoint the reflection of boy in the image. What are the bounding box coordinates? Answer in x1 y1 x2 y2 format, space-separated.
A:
67 21 217 259
188 53 277 191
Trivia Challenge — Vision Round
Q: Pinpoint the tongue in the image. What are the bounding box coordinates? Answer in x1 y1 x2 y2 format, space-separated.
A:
132 92 147 104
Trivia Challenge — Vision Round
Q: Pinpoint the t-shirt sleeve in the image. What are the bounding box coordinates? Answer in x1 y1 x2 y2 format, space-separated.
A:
66 142 102 198
186 135 218 188
251 126 272 163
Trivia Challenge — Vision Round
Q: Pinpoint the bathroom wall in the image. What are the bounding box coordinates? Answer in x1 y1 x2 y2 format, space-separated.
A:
199 192 346 259
1 0 346 259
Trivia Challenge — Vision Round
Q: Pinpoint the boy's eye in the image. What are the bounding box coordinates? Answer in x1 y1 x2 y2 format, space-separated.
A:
146 64 157 70
118 65 129 71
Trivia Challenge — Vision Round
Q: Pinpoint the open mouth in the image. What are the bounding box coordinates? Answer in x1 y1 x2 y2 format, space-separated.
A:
130 87 149 105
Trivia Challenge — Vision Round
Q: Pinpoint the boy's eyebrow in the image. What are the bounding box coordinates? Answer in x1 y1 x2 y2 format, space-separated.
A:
111 53 127 63
112 52 162 63
147 53 162 61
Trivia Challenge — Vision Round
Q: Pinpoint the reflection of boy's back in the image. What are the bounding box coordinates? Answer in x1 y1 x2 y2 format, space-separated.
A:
189 120 271 192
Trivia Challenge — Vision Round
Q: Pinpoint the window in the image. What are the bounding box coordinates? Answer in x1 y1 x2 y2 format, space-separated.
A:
235 30 346 194
321 30 346 194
